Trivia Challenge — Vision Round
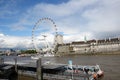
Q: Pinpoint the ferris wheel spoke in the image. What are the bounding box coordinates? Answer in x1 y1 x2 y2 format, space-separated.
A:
32 18 58 53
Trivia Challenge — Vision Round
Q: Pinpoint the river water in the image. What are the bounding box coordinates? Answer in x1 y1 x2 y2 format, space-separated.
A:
54 55 120 80
1 55 120 80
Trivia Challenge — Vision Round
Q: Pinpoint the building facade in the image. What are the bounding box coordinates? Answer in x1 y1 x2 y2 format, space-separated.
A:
56 37 120 55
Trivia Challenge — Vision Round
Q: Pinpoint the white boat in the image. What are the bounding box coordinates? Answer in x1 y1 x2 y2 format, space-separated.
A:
31 54 42 60
31 52 54 60
42 62 104 80
43 52 54 57
64 64 104 80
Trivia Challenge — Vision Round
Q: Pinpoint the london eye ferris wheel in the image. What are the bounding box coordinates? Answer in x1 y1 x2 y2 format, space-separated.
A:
32 18 58 53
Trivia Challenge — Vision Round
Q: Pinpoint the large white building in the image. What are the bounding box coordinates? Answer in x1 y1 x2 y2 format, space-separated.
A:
56 37 120 55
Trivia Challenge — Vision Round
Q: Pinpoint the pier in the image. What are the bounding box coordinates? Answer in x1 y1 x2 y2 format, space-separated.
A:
0 58 103 80
17 65 94 80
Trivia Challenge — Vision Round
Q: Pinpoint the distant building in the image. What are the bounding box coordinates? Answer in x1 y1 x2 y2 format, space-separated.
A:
54 34 63 45
0 48 21 55
56 37 120 55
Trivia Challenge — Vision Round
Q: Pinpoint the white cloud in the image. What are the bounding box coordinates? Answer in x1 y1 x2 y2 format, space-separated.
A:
0 33 55 49
82 0 120 33
25 0 119 39
0 33 32 48
11 25 26 31
64 32 94 43
0 33 4 37
26 0 97 18
0 0 19 18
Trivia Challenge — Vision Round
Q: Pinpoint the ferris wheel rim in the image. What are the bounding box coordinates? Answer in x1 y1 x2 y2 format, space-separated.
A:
32 17 58 53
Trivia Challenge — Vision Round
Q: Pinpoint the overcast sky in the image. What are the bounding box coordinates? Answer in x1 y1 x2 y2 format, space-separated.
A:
0 0 120 48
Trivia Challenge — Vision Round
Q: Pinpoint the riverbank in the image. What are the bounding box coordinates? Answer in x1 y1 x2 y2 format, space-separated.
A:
57 51 120 56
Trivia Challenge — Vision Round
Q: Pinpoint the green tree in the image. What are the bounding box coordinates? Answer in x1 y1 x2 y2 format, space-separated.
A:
21 50 37 54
